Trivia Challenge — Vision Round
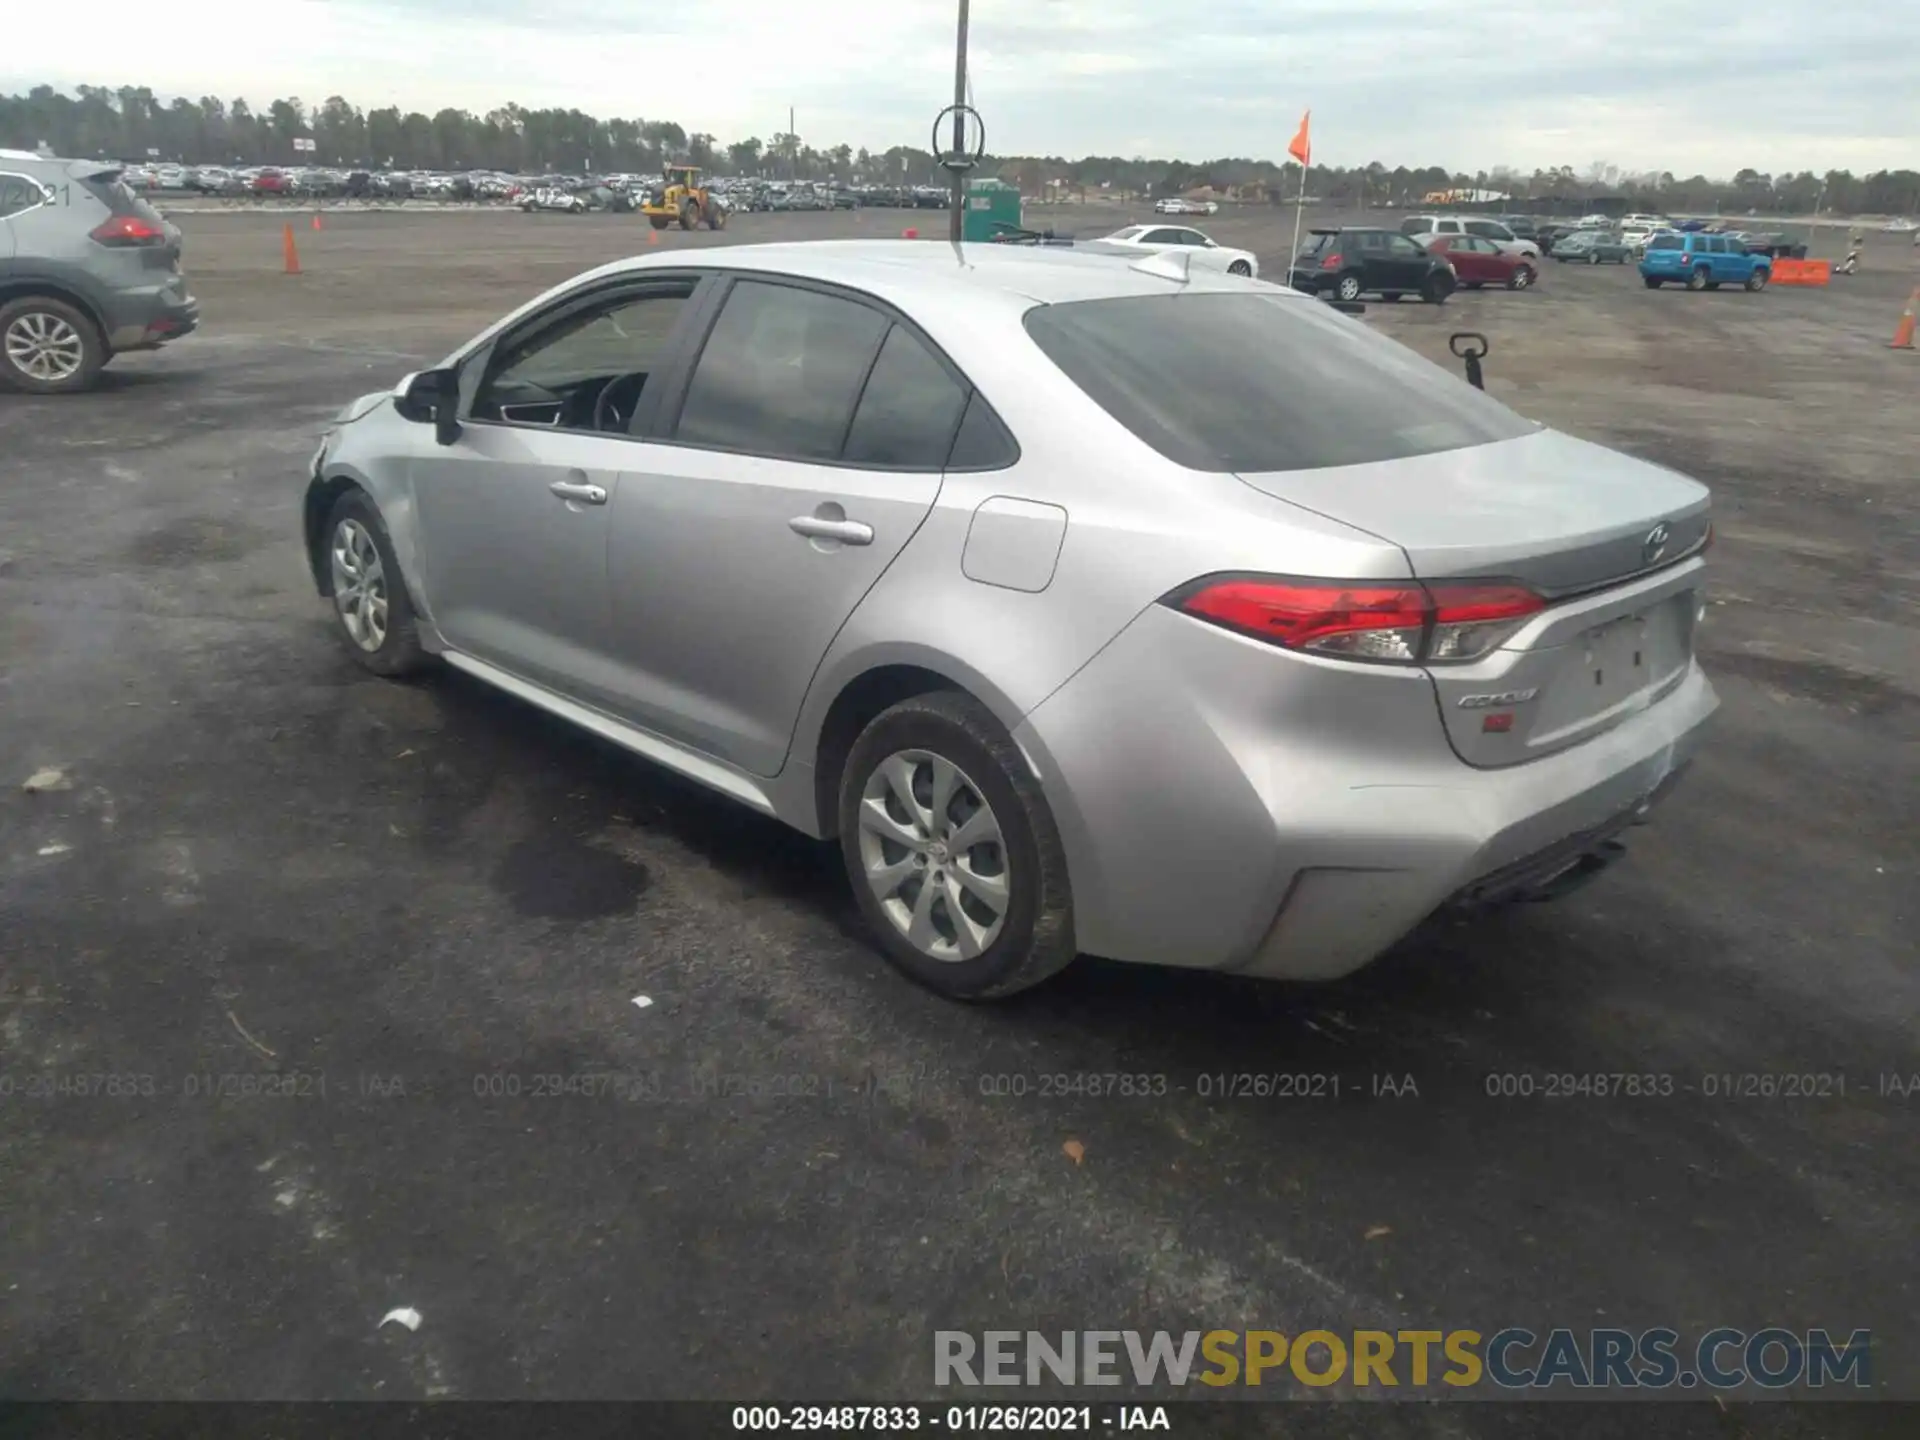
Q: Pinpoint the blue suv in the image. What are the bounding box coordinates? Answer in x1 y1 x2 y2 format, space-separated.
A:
1639 232 1770 292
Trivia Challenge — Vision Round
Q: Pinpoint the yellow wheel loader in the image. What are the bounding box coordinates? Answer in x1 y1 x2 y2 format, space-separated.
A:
642 164 727 231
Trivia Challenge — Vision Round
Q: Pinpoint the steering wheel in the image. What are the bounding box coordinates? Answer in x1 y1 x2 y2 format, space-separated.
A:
592 372 648 433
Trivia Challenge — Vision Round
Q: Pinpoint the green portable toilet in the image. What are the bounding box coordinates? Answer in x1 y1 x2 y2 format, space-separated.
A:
962 178 1022 242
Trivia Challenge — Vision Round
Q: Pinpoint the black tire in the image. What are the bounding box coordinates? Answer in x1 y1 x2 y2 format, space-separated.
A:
1227 259 1252 276
649 215 670 230
0 295 107 395
1588 251 1600 265
321 490 428 677
1686 267 1708 291
1421 273 1452 304
838 691 1076 1001
1644 277 1662 288
1334 273 1363 302
1508 265 1535 290
1746 268 1768 292
707 204 727 231
679 201 696 231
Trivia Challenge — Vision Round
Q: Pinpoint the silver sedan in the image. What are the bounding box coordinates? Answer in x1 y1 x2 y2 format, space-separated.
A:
304 240 1716 999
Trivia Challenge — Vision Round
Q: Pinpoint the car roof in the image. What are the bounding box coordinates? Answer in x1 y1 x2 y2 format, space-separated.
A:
591 239 1278 307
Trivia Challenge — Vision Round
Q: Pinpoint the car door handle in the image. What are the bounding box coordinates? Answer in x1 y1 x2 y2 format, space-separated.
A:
550 479 607 505
789 515 874 545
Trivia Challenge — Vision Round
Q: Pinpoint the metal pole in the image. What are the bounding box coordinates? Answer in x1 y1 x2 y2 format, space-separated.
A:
950 0 970 243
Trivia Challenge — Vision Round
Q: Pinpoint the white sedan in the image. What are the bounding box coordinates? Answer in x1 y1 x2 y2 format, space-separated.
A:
1096 224 1258 277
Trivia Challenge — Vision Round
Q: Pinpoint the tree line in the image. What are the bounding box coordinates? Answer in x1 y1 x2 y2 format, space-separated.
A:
4 84 1918 216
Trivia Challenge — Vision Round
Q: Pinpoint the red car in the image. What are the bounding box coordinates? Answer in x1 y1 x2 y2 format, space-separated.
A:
1426 235 1537 291
251 168 288 194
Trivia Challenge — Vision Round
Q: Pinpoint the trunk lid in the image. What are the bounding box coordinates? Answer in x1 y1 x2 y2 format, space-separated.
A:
1235 428 1711 767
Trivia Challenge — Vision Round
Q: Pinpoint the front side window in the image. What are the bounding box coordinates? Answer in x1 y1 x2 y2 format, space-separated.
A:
1399 218 1424 236
475 284 694 431
1023 292 1536 474
674 279 889 462
1386 234 1424 256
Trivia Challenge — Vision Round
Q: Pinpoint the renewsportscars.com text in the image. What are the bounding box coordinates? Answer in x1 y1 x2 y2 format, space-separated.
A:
935 1328 1871 1391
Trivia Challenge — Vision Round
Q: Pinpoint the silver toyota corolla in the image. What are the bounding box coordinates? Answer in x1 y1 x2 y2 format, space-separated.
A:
303 240 1716 999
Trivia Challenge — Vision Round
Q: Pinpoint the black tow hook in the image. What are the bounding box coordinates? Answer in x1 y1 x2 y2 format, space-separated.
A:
1450 331 1490 390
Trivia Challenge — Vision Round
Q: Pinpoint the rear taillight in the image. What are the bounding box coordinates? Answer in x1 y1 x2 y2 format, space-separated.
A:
90 215 166 247
1319 252 1342 270
1168 576 1545 665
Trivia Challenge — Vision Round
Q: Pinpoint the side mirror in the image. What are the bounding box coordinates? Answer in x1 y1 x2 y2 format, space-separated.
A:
395 368 462 445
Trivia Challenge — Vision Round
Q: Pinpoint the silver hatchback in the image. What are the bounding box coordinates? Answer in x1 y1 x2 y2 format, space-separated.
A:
304 241 1716 999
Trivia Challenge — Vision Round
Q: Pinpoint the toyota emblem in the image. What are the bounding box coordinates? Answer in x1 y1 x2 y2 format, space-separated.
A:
1642 522 1671 565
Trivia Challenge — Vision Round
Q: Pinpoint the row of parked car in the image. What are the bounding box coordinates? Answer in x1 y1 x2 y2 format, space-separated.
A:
1284 211 1804 303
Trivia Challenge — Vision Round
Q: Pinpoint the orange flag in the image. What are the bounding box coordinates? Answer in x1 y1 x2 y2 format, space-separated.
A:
1288 110 1311 167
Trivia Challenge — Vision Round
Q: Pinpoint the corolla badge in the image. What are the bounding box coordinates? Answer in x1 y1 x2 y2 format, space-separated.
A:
1457 689 1539 709
1642 522 1672 565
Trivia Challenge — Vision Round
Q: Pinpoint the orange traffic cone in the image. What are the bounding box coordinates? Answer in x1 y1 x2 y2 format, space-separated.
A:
647 228 659 245
311 211 323 231
902 227 919 240
1892 287 1919 350
282 223 301 275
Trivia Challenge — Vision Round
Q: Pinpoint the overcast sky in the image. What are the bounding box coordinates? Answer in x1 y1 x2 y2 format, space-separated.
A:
6 0 1915 175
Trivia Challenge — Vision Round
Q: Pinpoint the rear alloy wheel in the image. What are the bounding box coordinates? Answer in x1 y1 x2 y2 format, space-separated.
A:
1508 265 1535 290
1227 259 1252 277
1335 274 1363 302
1687 267 1709 291
1588 251 1601 265
0 296 105 395
839 691 1076 1000
1746 268 1768 292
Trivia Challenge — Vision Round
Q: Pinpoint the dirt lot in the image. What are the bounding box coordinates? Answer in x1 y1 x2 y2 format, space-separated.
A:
1 204 1916 1430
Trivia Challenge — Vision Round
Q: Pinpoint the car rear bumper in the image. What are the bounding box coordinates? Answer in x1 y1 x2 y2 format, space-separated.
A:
103 281 199 352
1012 605 1718 982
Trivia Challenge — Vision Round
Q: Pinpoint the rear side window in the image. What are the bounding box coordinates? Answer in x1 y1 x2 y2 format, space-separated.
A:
674 280 888 462
0 174 47 218
842 324 969 469
1398 218 1424 235
946 392 1019 470
1023 293 1536 474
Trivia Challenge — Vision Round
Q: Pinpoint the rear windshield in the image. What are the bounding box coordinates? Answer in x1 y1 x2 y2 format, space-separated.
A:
1022 292 1538 474
1646 235 1683 251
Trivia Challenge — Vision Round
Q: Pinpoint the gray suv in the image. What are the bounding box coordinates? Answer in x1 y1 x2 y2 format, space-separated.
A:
0 149 199 393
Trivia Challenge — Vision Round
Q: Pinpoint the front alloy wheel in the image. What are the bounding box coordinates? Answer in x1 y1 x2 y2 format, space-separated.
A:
330 517 389 652
1335 274 1363 302
858 750 1009 962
